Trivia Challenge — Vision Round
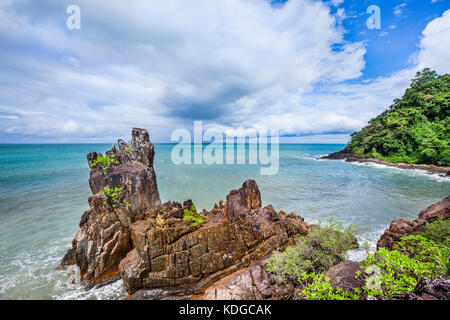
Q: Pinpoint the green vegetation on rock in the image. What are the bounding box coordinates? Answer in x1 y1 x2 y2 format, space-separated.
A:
348 68 450 165
101 186 129 209
359 235 449 299
267 216 449 300
183 204 206 226
421 217 450 247
91 155 119 173
298 272 360 300
266 219 358 282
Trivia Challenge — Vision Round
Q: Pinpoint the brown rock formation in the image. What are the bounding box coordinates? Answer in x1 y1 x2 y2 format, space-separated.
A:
319 147 355 160
120 179 311 295
320 148 450 176
377 196 450 250
403 277 450 300
60 128 310 296
201 257 301 300
60 128 161 288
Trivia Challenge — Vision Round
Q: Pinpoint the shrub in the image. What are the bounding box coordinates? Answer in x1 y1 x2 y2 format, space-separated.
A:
421 217 450 246
91 155 119 173
395 235 449 277
359 235 449 299
298 272 360 300
183 204 206 226
266 246 314 282
266 219 358 282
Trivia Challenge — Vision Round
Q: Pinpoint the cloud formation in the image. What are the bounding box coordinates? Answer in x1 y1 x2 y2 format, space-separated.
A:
0 1 448 143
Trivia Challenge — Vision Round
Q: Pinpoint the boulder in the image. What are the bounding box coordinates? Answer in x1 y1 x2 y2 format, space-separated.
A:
403 277 450 300
377 196 450 250
323 260 364 292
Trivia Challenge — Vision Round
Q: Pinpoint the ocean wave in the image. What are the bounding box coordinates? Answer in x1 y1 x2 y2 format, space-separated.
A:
348 161 449 183
0 238 127 300
346 228 386 262
53 278 127 300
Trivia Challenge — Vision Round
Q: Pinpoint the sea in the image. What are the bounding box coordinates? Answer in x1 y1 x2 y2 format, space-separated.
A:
0 143 448 299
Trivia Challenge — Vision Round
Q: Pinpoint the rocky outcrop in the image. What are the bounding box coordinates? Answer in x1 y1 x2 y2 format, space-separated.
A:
200 256 364 300
319 147 355 160
403 277 450 300
120 179 311 295
59 128 161 288
60 128 310 295
320 148 450 176
377 196 450 250
201 257 301 300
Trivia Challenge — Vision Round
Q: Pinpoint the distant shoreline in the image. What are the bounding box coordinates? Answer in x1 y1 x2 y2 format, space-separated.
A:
320 148 450 177
347 157 450 177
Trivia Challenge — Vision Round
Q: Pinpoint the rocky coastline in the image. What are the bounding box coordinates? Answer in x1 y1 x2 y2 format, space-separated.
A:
60 128 449 300
320 148 450 177
59 128 311 298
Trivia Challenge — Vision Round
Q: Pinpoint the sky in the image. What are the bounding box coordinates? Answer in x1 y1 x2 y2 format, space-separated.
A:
0 0 449 143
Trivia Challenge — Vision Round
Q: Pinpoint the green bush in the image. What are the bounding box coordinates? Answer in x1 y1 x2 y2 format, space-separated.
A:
266 219 358 282
183 204 206 226
91 155 119 173
421 218 450 246
298 272 360 300
395 235 449 277
359 235 449 299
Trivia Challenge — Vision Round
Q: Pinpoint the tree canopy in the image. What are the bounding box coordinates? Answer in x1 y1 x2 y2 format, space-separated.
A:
348 68 450 166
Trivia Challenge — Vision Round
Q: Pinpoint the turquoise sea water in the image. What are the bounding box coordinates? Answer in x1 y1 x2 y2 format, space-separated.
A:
0 143 449 299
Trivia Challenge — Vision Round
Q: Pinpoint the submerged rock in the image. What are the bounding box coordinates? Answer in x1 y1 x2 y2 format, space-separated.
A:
377 196 450 250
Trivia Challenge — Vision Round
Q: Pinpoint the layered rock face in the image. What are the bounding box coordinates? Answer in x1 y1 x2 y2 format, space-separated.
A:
61 128 310 295
60 128 161 287
377 196 450 250
201 257 302 300
120 179 311 295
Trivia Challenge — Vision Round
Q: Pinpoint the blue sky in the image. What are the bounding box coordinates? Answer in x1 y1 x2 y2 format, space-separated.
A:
0 0 449 143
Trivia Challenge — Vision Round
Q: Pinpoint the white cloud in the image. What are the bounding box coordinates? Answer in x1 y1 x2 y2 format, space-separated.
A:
206 8 450 141
329 0 344 7
0 2 448 143
416 9 450 73
0 0 367 142
393 3 407 17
